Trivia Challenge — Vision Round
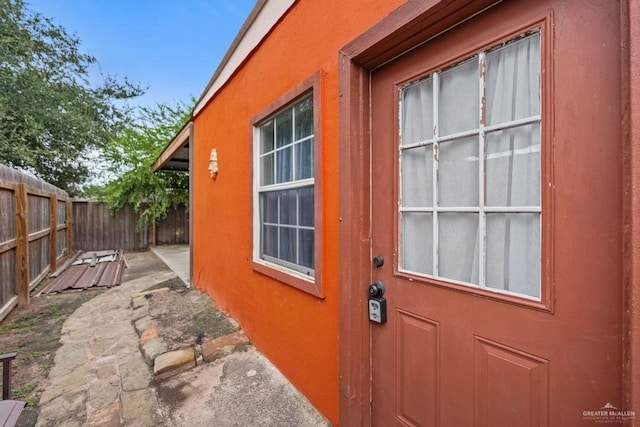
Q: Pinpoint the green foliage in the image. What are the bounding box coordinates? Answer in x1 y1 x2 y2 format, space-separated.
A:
100 101 191 229
0 0 143 194
12 383 35 401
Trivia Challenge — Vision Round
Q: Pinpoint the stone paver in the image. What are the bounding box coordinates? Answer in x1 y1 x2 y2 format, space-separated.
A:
153 348 195 378
35 270 175 427
140 338 167 364
35 250 329 426
202 331 250 363
133 316 153 334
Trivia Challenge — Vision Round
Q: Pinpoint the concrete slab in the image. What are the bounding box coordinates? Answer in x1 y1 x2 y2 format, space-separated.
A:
150 245 190 285
155 347 330 426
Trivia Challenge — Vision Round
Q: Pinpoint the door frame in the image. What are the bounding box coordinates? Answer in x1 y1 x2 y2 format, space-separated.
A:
337 0 639 425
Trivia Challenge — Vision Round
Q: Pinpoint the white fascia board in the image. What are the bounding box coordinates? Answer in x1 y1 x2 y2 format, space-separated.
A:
193 0 296 116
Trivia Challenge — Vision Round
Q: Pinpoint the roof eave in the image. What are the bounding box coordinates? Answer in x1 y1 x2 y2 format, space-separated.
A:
151 122 193 173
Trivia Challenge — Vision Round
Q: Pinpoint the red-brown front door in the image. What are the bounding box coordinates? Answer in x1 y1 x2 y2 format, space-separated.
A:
369 0 623 425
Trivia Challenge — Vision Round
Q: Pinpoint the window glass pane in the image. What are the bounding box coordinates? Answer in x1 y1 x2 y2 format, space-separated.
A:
439 58 479 136
295 96 313 140
486 213 540 298
279 189 297 225
402 78 433 145
486 123 540 207
261 192 278 224
486 33 540 126
401 146 433 208
439 213 479 284
276 146 293 183
295 138 314 180
438 136 479 207
299 186 314 227
257 93 317 276
279 227 297 263
401 213 433 275
262 225 278 258
261 121 274 153
276 109 293 148
261 154 274 186
299 229 314 269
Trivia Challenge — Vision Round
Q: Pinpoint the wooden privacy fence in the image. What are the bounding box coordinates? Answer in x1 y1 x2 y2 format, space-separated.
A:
72 202 189 251
0 166 71 319
0 165 188 321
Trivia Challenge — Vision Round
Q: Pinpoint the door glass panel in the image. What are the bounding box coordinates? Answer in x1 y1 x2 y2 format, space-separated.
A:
438 136 479 207
486 124 540 207
486 33 541 126
486 213 540 298
439 58 479 136
401 213 433 275
402 78 433 145
396 31 541 299
439 213 479 284
402 145 433 208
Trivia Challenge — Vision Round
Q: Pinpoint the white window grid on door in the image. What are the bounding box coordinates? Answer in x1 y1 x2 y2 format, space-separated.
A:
398 32 541 298
256 94 315 277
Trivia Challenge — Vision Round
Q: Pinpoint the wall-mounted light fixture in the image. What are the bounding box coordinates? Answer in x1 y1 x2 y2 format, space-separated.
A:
209 148 218 179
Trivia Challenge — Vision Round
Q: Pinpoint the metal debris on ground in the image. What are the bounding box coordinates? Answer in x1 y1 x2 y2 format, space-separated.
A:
37 250 126 295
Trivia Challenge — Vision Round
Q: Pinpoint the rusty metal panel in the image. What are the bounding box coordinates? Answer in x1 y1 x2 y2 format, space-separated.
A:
39 250 126 294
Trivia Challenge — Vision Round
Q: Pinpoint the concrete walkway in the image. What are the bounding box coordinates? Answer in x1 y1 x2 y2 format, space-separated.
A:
35 251 328 426
150 245 190 285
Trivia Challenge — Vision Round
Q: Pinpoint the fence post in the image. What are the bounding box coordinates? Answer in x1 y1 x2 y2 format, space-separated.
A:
15 184 29 307
50 194 58 272
66 199 73 252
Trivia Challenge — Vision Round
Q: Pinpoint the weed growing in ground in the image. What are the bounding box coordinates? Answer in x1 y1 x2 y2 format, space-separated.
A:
27 351 49 360
13 383 35 400
25 395 38 407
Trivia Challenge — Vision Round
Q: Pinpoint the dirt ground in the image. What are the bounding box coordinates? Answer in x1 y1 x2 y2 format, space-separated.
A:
144 281 238 352
0 250 170 426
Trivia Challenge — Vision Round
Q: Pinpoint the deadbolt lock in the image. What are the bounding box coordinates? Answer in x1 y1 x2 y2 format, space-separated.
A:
372 255 385 268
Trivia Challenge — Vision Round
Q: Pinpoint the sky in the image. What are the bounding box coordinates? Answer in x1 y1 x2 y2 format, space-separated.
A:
25 0 257 108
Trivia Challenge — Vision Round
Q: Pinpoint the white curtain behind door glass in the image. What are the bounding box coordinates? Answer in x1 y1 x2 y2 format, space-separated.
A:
402 78 433 145
400 32 540 298
484 33 541 295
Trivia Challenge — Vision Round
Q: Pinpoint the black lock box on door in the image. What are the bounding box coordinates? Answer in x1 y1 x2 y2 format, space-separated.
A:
368 281 387 324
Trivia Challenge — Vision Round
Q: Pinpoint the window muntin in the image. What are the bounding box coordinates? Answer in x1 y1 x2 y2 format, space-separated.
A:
399 32 541 299
257 94 315 276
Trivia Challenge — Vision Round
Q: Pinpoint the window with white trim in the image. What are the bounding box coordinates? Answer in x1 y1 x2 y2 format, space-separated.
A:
256 94 315 277
399 32 541 299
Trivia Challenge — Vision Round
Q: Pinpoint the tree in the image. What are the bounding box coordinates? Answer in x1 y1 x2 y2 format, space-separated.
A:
0 0 143 194
99 101 191 229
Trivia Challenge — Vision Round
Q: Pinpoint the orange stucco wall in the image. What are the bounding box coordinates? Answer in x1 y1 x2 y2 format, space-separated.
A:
191 0 405 423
